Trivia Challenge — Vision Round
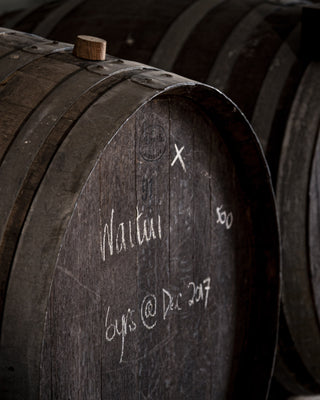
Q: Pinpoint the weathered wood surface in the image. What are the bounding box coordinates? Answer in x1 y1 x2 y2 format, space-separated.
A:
0 29 280 399
276 63 320 394
0 0 307 162
2 0 318 395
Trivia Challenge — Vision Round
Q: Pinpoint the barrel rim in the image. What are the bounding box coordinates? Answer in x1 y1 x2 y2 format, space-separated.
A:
0 37 280 399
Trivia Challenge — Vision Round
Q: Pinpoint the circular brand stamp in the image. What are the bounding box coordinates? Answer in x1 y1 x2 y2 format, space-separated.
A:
139 125 166 161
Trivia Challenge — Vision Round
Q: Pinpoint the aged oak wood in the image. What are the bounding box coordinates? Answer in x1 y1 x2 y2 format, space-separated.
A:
0 29 280 399
3 0 319 394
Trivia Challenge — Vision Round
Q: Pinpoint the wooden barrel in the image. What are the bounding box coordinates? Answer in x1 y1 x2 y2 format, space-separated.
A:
2 0 318 395
0 28 279 399
1 0 317 175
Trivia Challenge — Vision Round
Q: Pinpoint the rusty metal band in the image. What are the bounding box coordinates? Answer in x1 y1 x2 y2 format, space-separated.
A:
0 30 73 82
0 60 155 268
0 71 279 399
206 2 277 91
33 0 87 37
277 62 320 383
251 25 300 150
0 72 174 399
149 0 226 70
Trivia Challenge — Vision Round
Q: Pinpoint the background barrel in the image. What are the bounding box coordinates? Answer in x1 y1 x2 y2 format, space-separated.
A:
1 0 317 395
0 1 316 177
0 28 280 399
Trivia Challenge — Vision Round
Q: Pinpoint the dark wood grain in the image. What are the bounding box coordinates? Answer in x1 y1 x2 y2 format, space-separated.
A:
0 29 279 400
276 62 320 392
0 34 154 328
39 96 273 399
2 1 317 394
309 133 320 329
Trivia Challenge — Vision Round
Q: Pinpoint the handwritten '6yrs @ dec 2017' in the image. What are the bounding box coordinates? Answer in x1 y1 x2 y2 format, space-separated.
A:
105 277 211 364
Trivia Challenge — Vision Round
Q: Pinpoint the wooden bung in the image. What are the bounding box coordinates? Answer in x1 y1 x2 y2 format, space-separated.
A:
73 34 106 61
3 1 320 395
0 28 280 400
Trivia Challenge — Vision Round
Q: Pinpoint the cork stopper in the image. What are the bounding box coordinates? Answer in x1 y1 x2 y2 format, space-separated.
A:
73 35 106 61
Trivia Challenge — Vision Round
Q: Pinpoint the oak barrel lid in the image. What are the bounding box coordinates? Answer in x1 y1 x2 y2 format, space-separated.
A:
0 29 280 400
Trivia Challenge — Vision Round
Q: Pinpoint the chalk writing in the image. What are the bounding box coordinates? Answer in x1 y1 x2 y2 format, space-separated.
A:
188 277 211 309
105 306 137 363
216 205 233 230
100 206 162 260
141 294 157 330
105 277 211 363
171 143 186 172
163 289 182 320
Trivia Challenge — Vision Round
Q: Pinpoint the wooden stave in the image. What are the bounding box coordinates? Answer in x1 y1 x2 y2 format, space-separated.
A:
272 308 320 395
2 0 318 394
0 29 280 399
0 1 307 179
0 28 79 323
0 27 157 327
276 62 320 390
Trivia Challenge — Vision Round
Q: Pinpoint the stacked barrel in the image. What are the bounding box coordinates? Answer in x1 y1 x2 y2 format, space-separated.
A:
1 0 320 398
0 27 280 399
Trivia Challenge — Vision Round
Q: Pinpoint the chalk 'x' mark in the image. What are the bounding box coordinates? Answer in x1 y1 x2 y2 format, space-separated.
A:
171 144 186 172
